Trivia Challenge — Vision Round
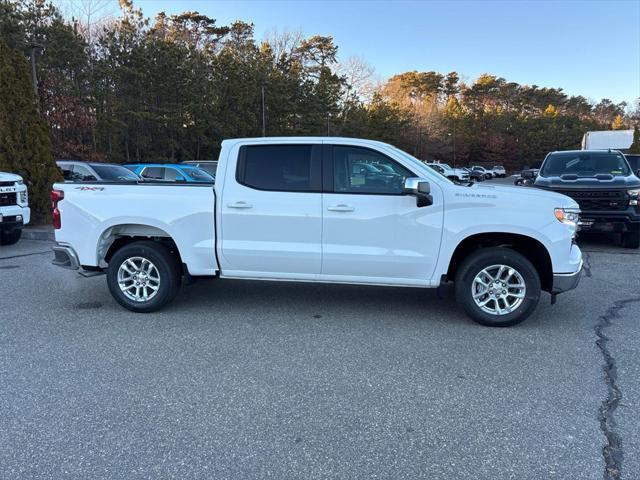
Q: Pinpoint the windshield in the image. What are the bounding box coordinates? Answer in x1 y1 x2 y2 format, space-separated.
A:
183 167 215 181
91 164 139 181
541 152 631 177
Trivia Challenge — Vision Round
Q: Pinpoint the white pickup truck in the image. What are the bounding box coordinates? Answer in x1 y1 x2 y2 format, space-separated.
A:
0 171 30 245
52 137 583 326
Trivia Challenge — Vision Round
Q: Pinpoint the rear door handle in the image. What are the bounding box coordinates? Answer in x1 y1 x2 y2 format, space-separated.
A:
327 204 355 212
227 201 253 209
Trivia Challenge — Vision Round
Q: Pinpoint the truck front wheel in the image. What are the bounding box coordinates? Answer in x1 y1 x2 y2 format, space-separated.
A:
106 241 181 313
621 231 640 249
0 229 22 245
454 247 541 327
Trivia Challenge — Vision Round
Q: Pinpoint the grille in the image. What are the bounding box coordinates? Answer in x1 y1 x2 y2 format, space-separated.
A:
0 192 17 206
0 181 15 187
555 189 628 211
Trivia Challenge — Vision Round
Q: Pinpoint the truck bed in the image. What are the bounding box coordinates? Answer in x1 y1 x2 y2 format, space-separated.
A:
53 182 218 276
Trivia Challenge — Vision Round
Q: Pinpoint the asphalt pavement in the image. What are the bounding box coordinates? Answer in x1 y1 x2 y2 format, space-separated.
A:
0 226 638 479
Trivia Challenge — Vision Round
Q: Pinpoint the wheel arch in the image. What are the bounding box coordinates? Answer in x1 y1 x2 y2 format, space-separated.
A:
446 232 553 292
97 223 183 268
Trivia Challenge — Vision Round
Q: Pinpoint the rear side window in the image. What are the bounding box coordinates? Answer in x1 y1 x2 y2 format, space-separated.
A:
71 164 97 182
237 145 320 192
58 164 73 181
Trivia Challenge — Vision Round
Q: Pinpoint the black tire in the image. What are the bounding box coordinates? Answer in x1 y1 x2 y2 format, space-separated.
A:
106 241 181 312
0 229 22 245
454 247 541 327
621 231 640 249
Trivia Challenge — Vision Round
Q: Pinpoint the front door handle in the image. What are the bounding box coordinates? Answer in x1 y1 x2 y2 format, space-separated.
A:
327 204 355 212
227 201 253 209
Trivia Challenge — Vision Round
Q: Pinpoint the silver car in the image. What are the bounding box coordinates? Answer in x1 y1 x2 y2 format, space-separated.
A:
57 160 140 182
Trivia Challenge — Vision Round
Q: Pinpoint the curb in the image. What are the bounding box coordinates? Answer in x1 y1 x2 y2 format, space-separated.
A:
22 228 55 242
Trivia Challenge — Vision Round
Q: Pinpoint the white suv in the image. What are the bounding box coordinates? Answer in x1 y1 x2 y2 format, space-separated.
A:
0 172 29 245
426 162 470 182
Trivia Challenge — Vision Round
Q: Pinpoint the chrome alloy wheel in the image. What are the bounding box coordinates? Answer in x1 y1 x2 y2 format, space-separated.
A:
117 256 161 302
471 264 526 316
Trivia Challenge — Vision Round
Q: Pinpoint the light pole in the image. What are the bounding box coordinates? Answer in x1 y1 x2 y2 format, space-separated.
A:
261 82 266 137
29 42 43 110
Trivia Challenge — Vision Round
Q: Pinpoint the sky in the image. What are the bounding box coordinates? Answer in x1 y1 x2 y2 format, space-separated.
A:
76 0 640 105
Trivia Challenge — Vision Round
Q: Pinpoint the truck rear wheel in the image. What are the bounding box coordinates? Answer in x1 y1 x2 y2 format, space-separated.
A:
621 231 640 249
454 247 541 327
0 229 21 245
106 241 181 313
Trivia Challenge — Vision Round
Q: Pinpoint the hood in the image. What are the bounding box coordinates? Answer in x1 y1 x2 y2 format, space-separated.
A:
0 172 23 182
469 183 579 208
534 174 640 190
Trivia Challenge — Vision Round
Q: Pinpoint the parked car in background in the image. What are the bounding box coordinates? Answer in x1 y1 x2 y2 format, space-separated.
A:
181 160 218 176
52 136 583 327
0 171 29 245
534 150 640 248
425 162 470 182
462 167 485 182
125 164 215 183
491 165 507 177
470 166 493 179
57 161 140 183
514 168 539 186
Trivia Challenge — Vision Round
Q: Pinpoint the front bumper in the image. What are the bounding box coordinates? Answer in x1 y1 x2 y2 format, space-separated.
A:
0 215 24 233
578 209 640 234
552 261 583 294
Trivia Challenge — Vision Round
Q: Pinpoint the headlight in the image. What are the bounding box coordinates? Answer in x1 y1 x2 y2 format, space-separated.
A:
16 179 24 185
19 190 28 205
628 188 640 206
554 207 580 237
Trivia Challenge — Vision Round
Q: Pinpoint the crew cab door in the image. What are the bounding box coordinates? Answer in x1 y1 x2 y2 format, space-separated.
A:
321 144 443 285
219 143 323 279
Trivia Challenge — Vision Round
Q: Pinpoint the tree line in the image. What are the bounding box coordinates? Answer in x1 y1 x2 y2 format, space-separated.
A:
0 0 638 220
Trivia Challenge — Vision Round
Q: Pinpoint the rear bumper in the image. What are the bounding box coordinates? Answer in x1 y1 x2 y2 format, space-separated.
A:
52 244 80 270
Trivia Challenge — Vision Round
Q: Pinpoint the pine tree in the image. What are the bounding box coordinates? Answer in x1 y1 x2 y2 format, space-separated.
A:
629 126 640 154
0 41 61 223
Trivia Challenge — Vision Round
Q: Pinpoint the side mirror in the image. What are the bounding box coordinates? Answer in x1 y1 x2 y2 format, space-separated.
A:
404 177 433 207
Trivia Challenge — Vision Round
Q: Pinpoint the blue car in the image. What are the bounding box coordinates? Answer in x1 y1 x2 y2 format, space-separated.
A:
124 163 215 183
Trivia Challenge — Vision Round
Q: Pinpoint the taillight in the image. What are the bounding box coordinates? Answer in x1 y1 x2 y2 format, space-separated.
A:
51 189 64 229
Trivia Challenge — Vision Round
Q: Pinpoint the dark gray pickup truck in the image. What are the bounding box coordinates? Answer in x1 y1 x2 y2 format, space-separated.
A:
533 150 640 248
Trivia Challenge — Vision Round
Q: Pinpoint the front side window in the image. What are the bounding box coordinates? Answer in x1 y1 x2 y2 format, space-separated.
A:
238 145 318 192
90 164 139 181
183 167 214 181
333 146 413 194
142 167 164 180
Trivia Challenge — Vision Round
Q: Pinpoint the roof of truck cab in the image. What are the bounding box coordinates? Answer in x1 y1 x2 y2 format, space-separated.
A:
549 149 625 154
221 136 391 146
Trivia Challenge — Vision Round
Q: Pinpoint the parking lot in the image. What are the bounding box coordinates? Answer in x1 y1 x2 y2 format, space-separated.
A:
1 226 639 479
